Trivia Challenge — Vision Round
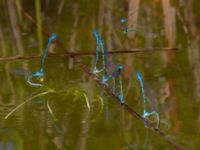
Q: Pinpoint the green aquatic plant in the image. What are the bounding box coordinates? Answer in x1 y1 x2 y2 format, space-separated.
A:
4 86 56 119
4 86 103 120
63 87 104 113
46 98 57 121
93 94 104 113
74 89 91 111
63 87 91 111
35 0 43 54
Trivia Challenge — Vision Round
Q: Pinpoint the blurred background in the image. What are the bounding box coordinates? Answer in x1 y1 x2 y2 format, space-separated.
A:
0 0 200 149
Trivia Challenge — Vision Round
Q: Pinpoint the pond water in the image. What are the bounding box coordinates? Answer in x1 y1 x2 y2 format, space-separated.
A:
0 0 200 150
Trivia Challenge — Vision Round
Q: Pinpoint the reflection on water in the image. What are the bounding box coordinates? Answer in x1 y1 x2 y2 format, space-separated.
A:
0 0 200 149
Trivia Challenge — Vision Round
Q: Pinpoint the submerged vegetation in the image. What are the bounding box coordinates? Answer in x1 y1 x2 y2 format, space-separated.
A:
0 0 200 150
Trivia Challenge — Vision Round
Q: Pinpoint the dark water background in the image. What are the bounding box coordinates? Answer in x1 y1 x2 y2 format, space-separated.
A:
0 0 200 149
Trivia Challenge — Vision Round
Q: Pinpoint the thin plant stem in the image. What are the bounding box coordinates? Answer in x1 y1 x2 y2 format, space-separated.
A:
95 95 104 113
83 93 91 111
4 90 55 119
0 24 6 56
35 0 43 54
46 99 57 121
15 0 23 25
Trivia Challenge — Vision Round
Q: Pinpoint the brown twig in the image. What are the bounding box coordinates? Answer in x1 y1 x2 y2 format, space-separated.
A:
0 47 179 61
74 57 185 150
0 53 64 61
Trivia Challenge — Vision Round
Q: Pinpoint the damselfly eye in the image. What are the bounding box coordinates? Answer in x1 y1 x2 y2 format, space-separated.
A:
49 33 58 42
117 65 124 73
120 18 126 24
119 65 124 70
